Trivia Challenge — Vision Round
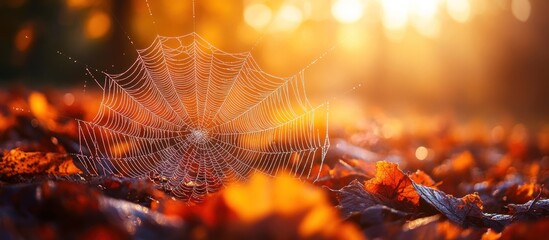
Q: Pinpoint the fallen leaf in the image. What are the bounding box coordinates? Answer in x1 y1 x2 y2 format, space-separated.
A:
0 148 81 177
336 180 387 219
336 161 423 220
400 215 485 240
0 181 181 239
364 161 419 211
412 182 484 227
507 198 549 220
158 173 366 240
409 170 437 188
350 205 409 226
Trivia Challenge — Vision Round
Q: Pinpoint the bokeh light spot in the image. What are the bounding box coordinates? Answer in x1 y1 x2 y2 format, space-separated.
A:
85 11 111 39
415 146 429 161
244 3 272 31
382 0 409 30
447 0 471 23
511 0 531 22
271 4 303 32
412 0 440 20
14 24 34 52
491 125 505 143
331 0 365 24
63 93 75 106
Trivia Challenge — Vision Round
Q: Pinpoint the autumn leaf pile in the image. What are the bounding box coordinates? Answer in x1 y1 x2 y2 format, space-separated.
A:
1 89 549 239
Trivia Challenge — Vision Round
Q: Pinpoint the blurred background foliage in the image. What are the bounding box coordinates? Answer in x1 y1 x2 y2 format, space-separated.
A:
1 0 548 126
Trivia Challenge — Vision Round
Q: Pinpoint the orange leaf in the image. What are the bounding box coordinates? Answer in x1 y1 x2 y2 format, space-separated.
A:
156 173 365 239
409 170 437 188
364 161 420 210
0 148 82 176
451 151 475 172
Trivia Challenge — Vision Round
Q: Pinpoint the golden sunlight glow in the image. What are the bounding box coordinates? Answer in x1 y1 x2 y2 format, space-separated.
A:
271 4 303 32
307 0 332 21
413 18 440 37
380 0 409 41
331 0 365 24
377 0 446 39
446 0 471 23
337 25 365 51
244 3 272 31
381 0 409 30
163 0 187 20
511 0 531 22
382 120 403 139
329 99 365 128
412 0 440 19
410 0 441 37
85 11 111 39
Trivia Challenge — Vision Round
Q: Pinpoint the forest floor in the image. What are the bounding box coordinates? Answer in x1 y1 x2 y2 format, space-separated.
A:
1 88 549 239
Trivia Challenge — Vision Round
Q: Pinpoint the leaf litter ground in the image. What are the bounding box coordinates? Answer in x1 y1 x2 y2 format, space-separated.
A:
1 88 549 239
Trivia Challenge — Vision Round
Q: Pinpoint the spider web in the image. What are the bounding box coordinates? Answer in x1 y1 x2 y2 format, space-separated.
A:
74 33 330 201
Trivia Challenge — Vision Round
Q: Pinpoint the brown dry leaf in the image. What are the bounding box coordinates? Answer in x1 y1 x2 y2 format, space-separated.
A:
0 181 180 239
412 182 485 227
364 161 420 211
0 148 81 176
336 180 388 219
507 199 549 217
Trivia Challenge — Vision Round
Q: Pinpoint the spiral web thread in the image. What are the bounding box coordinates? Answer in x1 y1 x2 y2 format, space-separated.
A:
74 33 329 201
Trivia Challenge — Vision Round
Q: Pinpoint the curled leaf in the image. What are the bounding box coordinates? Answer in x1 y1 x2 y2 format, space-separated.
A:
364 161 419 211
412 182 484 227
409 170 437 188
336 180 386 219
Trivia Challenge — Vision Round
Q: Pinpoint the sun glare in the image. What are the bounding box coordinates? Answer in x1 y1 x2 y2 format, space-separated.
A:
412 0 440 20
271 4 303 32
381 0 409 30
331 0 365 24
244 3 272 31
447 0 471 23
239 0 528 40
